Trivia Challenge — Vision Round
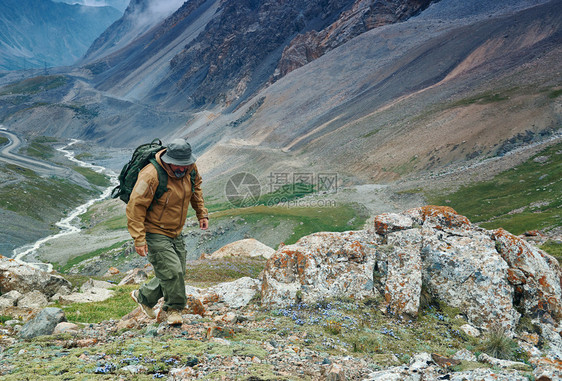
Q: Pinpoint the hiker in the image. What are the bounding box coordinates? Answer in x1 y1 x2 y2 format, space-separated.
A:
127 138 208 325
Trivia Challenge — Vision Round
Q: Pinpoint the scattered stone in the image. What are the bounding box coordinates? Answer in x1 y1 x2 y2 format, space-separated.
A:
117 268 148 286
519 332 540 346
53 322 80 335
119 364 147 374
460 324 481 337
326 363 345 381
478 353 532 371
453 348 477 362
170 367 196 379
80 279 114 292
0 290 23 308
19 307 66 339
206 326 235 339
104 267 120 277
207 238 275 259
17 290 49 309
76 338 98 347
431 353 461 368
262 230 378 306
185 295 205 316
59 287 114 304
409 352 433 371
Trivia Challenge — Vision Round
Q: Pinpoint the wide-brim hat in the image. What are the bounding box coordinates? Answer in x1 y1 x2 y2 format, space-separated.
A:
161 138 196 166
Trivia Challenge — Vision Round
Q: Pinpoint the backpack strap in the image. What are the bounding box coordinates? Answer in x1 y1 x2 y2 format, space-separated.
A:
149 158 168 207
190 168 197 191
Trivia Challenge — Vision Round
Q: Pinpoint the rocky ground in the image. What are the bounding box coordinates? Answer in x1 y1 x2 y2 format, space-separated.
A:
0 206 560 380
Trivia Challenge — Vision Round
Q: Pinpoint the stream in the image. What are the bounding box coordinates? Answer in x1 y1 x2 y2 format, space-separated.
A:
12 139 118 272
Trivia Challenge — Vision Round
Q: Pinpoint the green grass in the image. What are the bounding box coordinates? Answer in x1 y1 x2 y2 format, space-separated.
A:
56 240 128 273
73 166 111 187
548 88 562 99
0 136 8 146
428 142 562 235
55 284 137 323
0 165 97 222
211 203 368 246
185 257 267 287
0 75 67 95
541 240 562 262
25 139 56 160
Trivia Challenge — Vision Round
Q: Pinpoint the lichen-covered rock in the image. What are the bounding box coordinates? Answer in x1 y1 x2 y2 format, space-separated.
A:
0 256 71 297
493 228 562 321
374 213 414 235
421 226 519 331
404 205 471 231
261 231 378 306
377 229 422 317
259 206 562 335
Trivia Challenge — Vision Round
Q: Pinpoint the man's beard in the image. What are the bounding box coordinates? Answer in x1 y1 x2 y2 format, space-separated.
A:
173 169 187 178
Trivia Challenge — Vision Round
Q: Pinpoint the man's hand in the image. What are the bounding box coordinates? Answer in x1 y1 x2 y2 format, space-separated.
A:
135 245 148 257
199 218 209 230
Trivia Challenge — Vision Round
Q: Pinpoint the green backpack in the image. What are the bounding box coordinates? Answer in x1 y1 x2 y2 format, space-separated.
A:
111 139 169 205
111 139 197 207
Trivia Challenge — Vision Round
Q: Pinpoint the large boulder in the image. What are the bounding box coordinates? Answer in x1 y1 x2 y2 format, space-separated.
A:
0 256 71 298
207 239 275 260
261 206 562 333
261 230 379 306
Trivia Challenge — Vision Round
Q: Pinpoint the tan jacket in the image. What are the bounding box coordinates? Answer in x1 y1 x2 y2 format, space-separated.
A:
126 150 208 247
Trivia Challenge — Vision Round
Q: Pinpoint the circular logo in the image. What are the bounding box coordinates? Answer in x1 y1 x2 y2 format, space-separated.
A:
225 172 261 207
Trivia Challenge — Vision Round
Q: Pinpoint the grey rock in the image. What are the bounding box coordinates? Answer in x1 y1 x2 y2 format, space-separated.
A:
118 268 148 286
0 290 23 307
0 256 71 297
17 290 49 309
207 277 260 309
19 307 66 339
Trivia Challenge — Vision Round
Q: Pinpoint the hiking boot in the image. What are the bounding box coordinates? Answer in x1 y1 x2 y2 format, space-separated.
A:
167 310 183 325
130 290 156 319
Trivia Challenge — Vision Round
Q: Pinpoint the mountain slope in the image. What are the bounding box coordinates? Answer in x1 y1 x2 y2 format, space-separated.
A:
81 0 187 62
0 0 122 71
189 0 561 187
85 0 437 111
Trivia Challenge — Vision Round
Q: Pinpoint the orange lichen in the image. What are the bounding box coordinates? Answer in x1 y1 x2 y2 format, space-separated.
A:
186 296 206 316
419 205 471 228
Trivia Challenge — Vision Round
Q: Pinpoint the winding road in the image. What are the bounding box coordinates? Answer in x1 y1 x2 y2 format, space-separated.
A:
0 125 69 177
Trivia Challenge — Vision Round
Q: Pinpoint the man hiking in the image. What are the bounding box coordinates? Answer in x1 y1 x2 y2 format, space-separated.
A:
127 138 208 325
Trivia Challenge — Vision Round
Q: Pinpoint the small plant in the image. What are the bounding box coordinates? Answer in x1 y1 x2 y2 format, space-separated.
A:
325 319 343 335
479 326 521 360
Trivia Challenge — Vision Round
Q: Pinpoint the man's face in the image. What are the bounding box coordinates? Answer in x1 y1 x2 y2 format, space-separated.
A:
169 164 189 178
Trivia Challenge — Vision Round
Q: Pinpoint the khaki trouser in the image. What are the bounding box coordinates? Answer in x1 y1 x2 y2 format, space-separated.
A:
137 232 187 311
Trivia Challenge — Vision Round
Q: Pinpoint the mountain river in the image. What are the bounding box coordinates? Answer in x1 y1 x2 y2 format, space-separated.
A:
12 139 118 272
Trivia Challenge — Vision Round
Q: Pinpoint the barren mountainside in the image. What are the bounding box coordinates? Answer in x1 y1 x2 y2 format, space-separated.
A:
86 0 437 110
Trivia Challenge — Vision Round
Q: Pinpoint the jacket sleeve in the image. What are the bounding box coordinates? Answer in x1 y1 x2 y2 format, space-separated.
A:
126 168 158 247
190 164 208 220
